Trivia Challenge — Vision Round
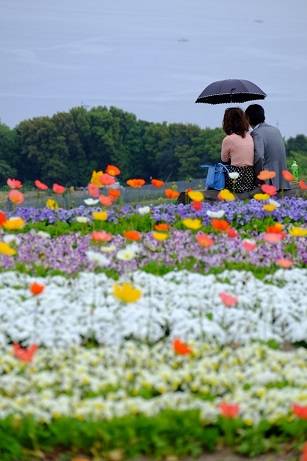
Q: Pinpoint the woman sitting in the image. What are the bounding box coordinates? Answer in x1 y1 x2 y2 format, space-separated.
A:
221 107 255 193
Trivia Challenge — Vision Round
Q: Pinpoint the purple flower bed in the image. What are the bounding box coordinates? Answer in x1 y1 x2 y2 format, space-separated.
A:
1 230 306 275
12 197 307 225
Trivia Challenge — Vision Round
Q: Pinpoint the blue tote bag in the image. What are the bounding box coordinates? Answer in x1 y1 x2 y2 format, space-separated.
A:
201 163 229 190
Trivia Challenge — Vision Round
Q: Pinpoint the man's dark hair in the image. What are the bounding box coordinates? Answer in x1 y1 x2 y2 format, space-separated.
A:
245 104 265 127
222 107 249 138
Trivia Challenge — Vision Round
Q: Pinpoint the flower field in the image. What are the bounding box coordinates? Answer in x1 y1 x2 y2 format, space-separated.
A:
0 170 307 460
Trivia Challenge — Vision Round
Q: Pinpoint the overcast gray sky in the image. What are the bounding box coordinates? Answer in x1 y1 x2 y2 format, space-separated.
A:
0 0 306 136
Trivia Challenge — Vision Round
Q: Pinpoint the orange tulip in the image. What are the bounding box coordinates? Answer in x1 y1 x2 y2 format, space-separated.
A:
123 230 142 241
52 183 65 194
211 219 230 232
34 180 48 191
257 170 276 181
106 164 121 176
300 442 307 461
100 173 116 186
151 178 165 188
218 402 240 418
7 178 22 189
266 223 283 234
8 190 24 205
29 282 45 296
0 211 7 226
13 343 38 363
219 292 238 307
154 223 170 232
126 178 145 188
108 188 121 199
282 170 294 182
91 231 113 242
196 232 214 248
261 184 277 196
172 338 192 356
299 179 307 190
99 195 113 207
164 189 180 200
88 183 100 198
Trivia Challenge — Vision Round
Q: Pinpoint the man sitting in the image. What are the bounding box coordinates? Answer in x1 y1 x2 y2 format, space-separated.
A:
245 104 291 190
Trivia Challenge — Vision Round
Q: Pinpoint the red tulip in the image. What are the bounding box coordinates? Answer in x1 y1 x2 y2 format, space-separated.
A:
191 201 203 211
242 239 256 252
7 178 22 189
227 227 238 238
0 211 7 226
100 173 116 186
292 404 307 420
52 183 65 194
219 292 238 307
263 232 284 243
13 343 38 363
261 184 277 196
34 180 48 191
99 194 113 206
218 402 240 418
88 183 100 198
299 180 307 191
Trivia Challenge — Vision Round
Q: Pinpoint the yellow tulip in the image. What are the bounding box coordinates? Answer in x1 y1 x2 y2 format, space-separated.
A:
3 217 25 231
113 282 142 303
182 218 202 230
253 193 270 201
218 189 235 201
90 170 104 188
263 203 277 212
152 232 169 241
0 242 16 256
46 198 59 210
187 190 204 202
289 227 307 237
92 211 108 221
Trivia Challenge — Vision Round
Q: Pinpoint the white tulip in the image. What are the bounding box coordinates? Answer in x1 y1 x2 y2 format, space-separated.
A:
268 199 280 208
3 234 20 245
36 231 51 239
84 198 99 206
100 244 116 253
86 251 110 267
116 243 140 261
206 210 225 219
138 206 151 215
76 216 89 224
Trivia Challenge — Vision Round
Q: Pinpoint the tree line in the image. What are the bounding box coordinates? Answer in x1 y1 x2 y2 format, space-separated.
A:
0 105 306 186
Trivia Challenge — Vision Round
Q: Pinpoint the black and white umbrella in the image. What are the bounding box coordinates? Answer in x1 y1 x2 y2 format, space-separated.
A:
195 79 266 104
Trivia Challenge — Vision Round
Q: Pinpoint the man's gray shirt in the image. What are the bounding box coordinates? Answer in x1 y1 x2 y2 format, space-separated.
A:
251 122 291 190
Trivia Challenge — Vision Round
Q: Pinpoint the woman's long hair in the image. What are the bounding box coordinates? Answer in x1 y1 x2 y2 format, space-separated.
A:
223 107 249 138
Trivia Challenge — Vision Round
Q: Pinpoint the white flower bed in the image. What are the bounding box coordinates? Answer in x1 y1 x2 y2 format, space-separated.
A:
0 269 306 347
0 343 306 422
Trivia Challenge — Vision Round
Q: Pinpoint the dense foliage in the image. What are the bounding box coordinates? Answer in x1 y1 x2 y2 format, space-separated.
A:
1 105 305 186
